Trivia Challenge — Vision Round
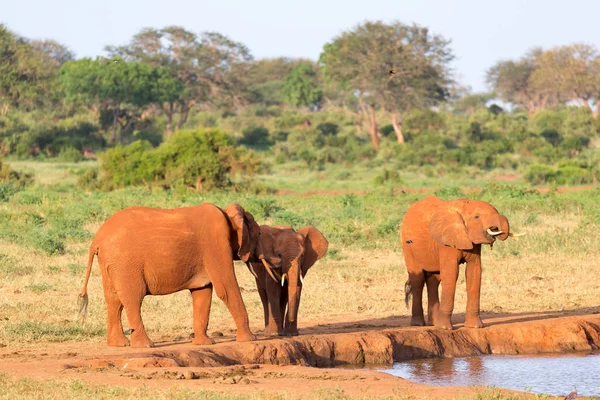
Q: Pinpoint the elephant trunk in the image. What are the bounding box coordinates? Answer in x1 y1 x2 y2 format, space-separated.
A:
286 262 301 324
495 214 510 241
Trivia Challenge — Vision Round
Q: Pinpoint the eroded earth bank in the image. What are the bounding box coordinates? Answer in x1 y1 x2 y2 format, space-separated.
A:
1 311 599 399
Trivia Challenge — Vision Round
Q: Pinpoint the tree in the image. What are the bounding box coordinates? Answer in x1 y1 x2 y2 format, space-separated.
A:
531 44 599 111
241 57 311 106
282 62 323 109
0 24 72 113
59 58 155 144
486 50 555 117
593 57 600 119
106 26 253 138
319 20 454 148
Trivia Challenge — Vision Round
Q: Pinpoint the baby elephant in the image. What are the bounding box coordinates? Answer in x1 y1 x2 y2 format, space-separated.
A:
400 196 522 330
248 225 328 336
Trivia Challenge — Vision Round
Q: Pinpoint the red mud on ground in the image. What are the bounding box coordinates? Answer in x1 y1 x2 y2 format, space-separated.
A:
272 184 596 197
1 310 599 399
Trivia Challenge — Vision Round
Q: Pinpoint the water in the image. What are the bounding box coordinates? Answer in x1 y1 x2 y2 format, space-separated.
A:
380 351 600 397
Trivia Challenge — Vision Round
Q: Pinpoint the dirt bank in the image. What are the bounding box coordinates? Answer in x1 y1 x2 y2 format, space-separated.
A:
0 312 598 398
71 313 600 369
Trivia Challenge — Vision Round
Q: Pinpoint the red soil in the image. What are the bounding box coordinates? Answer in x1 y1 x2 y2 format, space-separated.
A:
1 310 598 399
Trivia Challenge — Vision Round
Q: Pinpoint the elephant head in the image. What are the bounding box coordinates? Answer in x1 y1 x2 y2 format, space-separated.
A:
429 199 511 250
224 204 263 263
258 225 328 330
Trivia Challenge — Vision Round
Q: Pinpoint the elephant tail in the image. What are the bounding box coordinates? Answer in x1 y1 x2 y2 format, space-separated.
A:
78 245 97 323
404 279 412 309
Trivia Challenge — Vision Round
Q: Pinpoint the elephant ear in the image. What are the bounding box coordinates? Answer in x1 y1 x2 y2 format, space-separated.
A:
429 208 473 250
224 204 255 262
298 226 329 276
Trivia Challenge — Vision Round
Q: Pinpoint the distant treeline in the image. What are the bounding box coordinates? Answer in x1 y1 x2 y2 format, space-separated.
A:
0 21 599 189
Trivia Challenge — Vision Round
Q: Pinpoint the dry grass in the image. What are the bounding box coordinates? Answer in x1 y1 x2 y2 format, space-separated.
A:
0 373 541 400
1 217 598 348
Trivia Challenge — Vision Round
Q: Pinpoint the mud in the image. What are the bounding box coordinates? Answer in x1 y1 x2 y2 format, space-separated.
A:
72 314 600 369
1 312 598 398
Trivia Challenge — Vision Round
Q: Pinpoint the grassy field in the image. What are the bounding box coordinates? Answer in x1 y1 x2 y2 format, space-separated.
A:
1 161 599 399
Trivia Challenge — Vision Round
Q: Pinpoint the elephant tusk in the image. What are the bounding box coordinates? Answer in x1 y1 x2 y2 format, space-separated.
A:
281 274 286 287
245 263 258 279
509 232 526 237
261 258 281 282
487 228 504 236
300 274 304 285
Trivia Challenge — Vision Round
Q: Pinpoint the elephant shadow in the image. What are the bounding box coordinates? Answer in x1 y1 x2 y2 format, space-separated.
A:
290 306 600 336
140 306 600 349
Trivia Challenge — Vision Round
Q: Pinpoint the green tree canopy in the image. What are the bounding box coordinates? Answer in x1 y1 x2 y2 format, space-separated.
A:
106 26 253 137
59 57 156 144
282 62 323 109
319 20 454 147
0 24 72 113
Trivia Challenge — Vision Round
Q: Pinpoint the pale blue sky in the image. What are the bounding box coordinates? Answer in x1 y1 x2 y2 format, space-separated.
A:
2 0 598 92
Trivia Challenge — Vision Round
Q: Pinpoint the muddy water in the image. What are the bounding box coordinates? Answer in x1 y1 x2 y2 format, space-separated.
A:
380 351 600 397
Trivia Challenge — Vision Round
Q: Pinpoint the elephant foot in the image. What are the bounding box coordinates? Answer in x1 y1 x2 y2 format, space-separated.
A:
130 331 154 348
434 314 454 330
236 331 257 342
192 335 215 345
263 326 283 337
464 315 484 329
107 335 130 347
410 317 426 326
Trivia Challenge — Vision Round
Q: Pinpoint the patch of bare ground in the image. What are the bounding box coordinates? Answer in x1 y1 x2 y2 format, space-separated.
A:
0 312 598 399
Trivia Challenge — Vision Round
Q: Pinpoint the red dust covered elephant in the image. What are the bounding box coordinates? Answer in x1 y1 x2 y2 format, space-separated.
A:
78 203 263 348
400 196 523 330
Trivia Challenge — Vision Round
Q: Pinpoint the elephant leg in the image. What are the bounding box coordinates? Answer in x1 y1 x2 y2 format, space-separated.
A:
284 291 300 336
264 279 284 336
257 284 270 331
103 282 129 347
210 262 256 342
190 286 215 345
425 272 441 326
437 252 460 330
120 289 153 348
408 271 426 326
280 287 288 334
464 254 483 328
403 244 426 326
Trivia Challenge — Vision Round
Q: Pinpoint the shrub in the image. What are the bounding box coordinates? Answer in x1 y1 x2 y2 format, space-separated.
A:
98 128 264 191
373 169 403 185
525 164 556 185
239 125 271 146
0 158 34 201
57 146 83 163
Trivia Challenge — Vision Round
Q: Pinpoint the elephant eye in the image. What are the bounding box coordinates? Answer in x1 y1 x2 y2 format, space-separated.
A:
474 215 479 219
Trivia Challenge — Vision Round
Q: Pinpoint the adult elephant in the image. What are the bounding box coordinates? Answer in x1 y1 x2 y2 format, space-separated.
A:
400 196 522 330
247 225 328 336
78 203 262 348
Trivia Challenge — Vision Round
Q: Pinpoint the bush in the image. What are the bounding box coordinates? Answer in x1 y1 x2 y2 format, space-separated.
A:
57 146 83 163
239 125 271 146
0 158 34 201
373 169 403 185
525 164 556 185
97 128 264 191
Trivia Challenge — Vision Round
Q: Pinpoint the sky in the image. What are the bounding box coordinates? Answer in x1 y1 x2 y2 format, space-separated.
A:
2 0 599 93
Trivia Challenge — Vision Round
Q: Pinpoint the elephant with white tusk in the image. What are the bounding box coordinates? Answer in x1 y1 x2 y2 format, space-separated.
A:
400 196 524 330
247 225 328 337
